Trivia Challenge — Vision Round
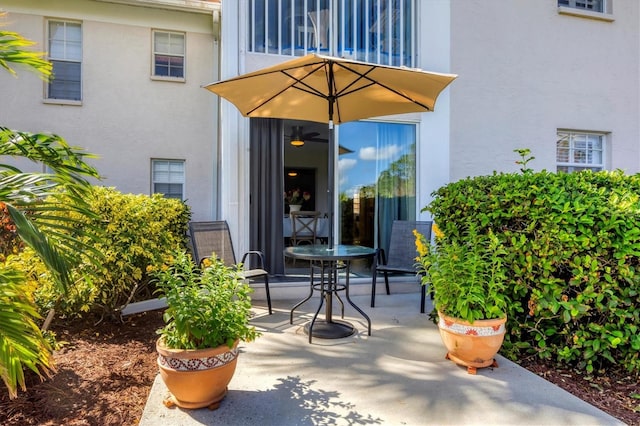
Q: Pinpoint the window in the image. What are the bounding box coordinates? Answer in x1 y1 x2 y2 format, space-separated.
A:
47 20 82 101
556 130 605 172
153 31 185 79
558 0 605 13
248 0 415 67
152 160 185 199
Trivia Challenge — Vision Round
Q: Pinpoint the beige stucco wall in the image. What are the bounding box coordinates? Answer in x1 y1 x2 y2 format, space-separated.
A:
449 0 640 179
0 0 219 221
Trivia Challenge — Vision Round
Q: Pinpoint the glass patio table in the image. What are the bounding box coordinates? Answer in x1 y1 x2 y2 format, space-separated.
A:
284 244 375 343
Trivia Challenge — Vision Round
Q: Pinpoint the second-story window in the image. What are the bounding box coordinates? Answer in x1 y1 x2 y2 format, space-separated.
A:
249 0 415 67
47 20 82 101
153 30 185 79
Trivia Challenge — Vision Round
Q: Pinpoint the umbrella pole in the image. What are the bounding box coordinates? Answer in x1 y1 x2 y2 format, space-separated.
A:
327 120 335 249
327 62 336 249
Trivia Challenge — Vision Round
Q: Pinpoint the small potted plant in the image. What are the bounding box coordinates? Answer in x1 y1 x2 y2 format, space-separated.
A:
285 188 311 212
153 250 259 409
414 224 508 374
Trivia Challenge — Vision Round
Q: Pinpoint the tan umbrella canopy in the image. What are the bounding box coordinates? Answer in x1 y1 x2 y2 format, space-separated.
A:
203 53 457 246
204 53 456 125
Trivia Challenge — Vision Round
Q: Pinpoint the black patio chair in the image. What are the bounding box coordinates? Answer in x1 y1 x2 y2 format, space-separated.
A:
371 220 432 313
189 221 272 315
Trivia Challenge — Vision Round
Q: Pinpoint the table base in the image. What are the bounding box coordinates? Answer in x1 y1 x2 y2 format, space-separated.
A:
304 319 355 339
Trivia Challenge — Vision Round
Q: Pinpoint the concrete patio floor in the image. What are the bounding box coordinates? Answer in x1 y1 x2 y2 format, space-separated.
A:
139 281 625 426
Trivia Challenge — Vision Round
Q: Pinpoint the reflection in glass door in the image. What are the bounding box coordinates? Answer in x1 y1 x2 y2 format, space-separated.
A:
337 121 417 254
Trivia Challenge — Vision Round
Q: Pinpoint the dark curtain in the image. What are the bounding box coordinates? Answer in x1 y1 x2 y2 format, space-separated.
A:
250 118 285 275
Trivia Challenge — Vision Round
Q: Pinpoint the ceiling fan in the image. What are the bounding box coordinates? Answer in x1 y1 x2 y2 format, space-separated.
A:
285 125 353 154
285 125 328 147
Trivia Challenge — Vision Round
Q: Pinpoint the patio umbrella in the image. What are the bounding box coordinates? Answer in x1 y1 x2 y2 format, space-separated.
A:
203 53 457 247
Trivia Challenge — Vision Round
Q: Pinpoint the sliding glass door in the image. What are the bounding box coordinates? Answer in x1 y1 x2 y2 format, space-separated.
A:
337 121 417 254
255 118 416 276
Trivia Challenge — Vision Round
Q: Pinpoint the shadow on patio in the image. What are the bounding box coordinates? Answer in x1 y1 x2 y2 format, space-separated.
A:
140 289 623 426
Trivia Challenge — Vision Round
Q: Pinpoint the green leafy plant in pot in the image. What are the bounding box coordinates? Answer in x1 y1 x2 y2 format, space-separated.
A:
414 224 509 374
153 250 259 409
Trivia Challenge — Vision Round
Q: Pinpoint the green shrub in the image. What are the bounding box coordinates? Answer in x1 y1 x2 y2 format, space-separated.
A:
3 247 97 315
425 169 640 374
84 187 191 312
154 250 259 350
415 225 508 322
3 187 191 317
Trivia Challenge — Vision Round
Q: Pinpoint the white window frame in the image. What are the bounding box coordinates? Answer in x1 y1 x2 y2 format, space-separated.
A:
556 130 606 173
559 0 604 12
152 30 186 81
558 0 615 21
45 19 82 104
152 159 185 200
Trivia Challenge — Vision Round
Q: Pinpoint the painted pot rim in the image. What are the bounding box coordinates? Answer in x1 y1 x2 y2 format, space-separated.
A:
156 338 239 372
437 311 507 337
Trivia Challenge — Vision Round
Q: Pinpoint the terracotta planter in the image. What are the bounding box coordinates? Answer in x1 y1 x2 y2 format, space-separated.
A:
156 338 239 409
437 311 506 374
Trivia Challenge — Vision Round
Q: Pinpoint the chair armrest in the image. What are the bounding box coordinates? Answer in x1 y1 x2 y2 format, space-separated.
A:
241 250 266 270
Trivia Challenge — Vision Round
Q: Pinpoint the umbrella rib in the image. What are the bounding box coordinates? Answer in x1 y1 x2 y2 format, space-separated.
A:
333 62 433 111
244 63 329 117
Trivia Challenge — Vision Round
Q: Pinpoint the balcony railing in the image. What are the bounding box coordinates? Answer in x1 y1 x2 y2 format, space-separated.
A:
249 0 416 67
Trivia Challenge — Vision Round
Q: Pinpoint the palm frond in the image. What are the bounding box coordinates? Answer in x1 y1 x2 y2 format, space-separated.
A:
6 203 72 289
0 23 52 81
0 128 100 183
0 128 105 289
0 268 54 398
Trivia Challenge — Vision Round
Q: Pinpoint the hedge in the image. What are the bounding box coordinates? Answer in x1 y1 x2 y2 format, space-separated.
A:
425 169 640 374
3 186 191 317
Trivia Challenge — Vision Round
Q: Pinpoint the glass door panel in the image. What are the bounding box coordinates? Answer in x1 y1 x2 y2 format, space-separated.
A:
337 121 416 255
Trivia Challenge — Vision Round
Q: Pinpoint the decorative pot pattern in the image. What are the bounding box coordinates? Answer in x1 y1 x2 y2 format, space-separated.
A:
158 346 238 371
438 316 505 337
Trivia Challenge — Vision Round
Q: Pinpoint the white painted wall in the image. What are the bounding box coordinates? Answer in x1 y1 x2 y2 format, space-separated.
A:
218 0 245 249
0 0 219 221
417 0 453 218
449 0 640 179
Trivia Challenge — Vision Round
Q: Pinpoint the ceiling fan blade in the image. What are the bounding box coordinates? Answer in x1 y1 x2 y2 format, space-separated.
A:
303 132 320 139
339 145 353 155
307 137 328 143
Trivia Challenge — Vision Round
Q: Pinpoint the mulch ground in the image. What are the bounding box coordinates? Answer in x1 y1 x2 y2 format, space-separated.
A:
0 311 163 426
0 311 638 425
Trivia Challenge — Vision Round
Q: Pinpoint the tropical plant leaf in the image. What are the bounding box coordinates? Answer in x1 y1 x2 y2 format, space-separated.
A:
0 268 54 398
0 19 102 399
0 13 52 80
